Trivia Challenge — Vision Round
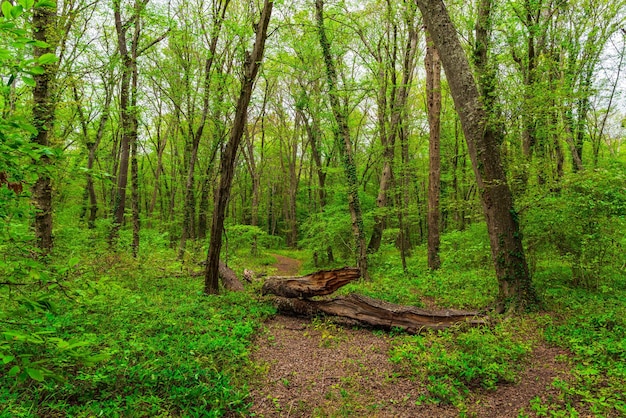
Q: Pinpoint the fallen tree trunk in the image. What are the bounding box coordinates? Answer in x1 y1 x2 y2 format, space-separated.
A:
189 260 244 291
261 267 360 298
218 260 244 291
271 293 485 333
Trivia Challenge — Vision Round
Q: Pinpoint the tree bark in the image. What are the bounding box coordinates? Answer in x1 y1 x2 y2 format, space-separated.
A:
425 33 442 270
416 0 537 312
31 1 57 253
261 267 360 299
271 294 484 334
315 0 369 280
204 0 273 294
110 0 139 244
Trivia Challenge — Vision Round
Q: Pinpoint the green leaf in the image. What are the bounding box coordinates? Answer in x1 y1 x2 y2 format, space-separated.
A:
1 355 15 364
1 1 12 19
34 0 55 8
8 365 20 377
10 4 22 17
26 367 44 381
0 48 10 60
68 256 80 268
21 75 35 87
18 0 35 9
29 65 45 75
38 53 57 65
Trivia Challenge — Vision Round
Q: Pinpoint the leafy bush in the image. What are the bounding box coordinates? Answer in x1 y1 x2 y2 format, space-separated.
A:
224 224 282 256
522 166 626 289
439 222 491 270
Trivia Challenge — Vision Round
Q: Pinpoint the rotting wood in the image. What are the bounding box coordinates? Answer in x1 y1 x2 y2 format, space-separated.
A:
188 260 244 291
270 293 485 333
261 267 360 299
219 260 244 291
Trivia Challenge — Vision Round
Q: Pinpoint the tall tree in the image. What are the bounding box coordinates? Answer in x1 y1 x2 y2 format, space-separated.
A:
315 0 369 280
416 0 537 312
178 0 231 258
31 0 58 253
368 0 420 254
204 0 273 294
425 33 442 270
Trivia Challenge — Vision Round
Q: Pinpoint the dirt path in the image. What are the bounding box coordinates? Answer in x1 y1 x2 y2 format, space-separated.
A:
249 255 570 417
270 254 302 276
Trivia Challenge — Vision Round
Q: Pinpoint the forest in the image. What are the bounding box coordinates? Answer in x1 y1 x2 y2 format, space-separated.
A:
1 0 625 416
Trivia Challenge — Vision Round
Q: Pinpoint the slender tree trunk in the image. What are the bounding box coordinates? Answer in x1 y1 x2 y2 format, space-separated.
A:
110 0 137 244
204 0 273 294
368 1 419 255
416 0 537 312
315 0 369 280
31 1 57 253
425 33 442 270
179 1 230 257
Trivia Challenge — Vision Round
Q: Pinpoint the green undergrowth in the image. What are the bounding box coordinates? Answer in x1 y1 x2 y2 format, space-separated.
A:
1 235 276 417
536 270 626 416
390 320 537 408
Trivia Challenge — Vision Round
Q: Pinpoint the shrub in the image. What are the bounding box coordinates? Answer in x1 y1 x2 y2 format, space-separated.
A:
522 165 626 289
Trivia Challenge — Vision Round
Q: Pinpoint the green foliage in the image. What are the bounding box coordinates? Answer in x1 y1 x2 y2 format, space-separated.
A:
224 224 282 256
1 246 276 417
300 201 354 266
439 222 491 271
522 166 626 288
390 324 533 406
540 284 626 415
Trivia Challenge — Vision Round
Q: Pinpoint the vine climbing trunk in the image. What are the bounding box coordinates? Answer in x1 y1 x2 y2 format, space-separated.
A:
315 0 369 280
416 0 537 312
31 1 57 254
204 0 273 294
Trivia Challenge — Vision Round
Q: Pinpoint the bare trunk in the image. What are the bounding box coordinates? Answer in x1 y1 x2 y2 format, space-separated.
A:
416 0 537 312
204 0 273 294
31 2 57 253
425 34 442 270
110 0 136 244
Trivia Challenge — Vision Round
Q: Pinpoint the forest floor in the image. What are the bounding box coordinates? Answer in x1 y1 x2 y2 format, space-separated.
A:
247 255 573 417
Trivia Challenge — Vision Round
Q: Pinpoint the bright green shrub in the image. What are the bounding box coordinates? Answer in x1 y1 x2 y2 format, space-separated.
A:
522 165 626 289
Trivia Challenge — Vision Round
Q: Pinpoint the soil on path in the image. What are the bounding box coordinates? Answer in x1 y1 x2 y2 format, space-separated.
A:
249 255 571 417
270 254 302 276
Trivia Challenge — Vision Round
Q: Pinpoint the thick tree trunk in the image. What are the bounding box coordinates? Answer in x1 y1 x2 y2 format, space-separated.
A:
426 33 442 270
416 0 537 312
315 0 369 280
271 294 484 334
204 0 273 294
31 2 57 254
261 267 360 299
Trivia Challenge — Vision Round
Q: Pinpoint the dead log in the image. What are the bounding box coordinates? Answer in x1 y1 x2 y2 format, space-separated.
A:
271 293 485 333
192 260 245 291
261 267 360 298
218 260 244 291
